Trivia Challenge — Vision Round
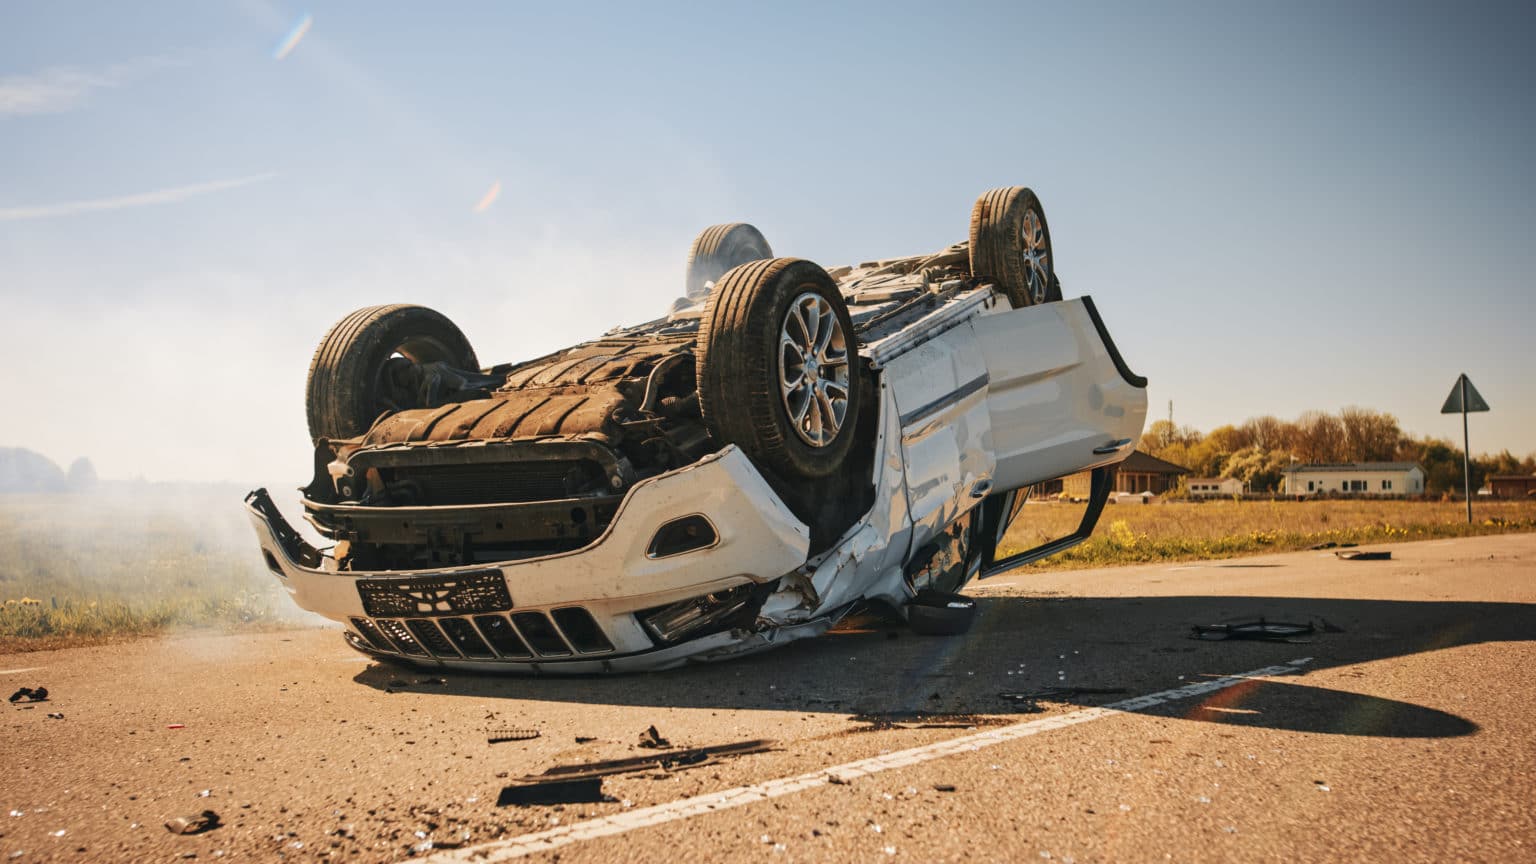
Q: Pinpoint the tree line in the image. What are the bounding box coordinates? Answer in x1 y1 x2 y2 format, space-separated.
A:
1137 408 1535 495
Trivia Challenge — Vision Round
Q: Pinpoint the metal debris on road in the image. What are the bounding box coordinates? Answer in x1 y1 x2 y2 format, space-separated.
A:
849 712 998 730
933 784 957 792
45 712 63 720
637 725 672 749
487 729 541 744
164 810 221 835
513 739 775 785
8 687 48 703
496 777 608 807
1191 619 1316 642
1335 550 1391 561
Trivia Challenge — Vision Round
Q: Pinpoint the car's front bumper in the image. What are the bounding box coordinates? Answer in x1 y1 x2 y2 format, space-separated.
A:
246 446 813 673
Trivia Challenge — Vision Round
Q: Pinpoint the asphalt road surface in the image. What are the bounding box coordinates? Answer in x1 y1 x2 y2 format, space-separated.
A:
4 533 1534 862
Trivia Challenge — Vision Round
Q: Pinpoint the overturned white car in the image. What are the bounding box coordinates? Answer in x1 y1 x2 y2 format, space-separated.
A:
246 186 1148 673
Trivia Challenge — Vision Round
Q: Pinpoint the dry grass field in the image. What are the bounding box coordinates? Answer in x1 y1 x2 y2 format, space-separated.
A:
1001 497 1536 569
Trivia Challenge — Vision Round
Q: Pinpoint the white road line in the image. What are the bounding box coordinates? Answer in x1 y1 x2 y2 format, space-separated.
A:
0 668 43 675
413 658 1311 863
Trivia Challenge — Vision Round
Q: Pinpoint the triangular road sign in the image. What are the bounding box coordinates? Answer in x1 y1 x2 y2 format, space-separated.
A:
1441 373 1490 413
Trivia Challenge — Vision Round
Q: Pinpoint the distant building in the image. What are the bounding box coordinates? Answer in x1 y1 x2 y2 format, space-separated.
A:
1488 475 1536 498
1282 462 1424 497
1061 450 1190 499
1187 477 1245 498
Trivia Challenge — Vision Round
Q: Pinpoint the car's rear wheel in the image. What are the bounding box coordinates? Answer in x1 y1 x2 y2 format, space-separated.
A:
684 223 773 302
969 186 1060 308
696 257 863 480
305 304 479 443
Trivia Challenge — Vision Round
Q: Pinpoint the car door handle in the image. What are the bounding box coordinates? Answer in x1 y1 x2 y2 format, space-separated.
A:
1092 438 1133 455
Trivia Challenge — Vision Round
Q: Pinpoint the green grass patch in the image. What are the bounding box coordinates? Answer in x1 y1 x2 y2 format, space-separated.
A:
0 486 307 653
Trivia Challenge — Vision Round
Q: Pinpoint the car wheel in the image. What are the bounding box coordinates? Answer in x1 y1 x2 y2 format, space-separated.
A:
969 186 1060 308
305 304 479 443
684 223 773 302
696 257 864 480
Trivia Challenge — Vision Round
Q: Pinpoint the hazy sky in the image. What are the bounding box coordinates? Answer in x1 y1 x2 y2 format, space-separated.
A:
3 1 1533 484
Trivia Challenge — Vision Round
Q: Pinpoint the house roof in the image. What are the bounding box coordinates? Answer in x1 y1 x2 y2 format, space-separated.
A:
1119 450 1192 475
1489 474 1536 481
1283 462 1422 474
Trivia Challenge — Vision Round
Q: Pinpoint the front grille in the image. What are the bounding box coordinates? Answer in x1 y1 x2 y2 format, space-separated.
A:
406 619 459 657
357 570 512 617
345 610 614 661
349 617 394 652
375 618 428 655
394 460 601 505
513 612 571 656
551 607 614 653
439 617 494 658
476 614 532 657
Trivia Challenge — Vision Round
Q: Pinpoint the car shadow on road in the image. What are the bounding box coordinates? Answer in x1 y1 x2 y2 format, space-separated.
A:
352 594 1532 739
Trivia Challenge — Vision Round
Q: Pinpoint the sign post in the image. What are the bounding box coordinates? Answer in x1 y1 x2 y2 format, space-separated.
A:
1440 373 1490 524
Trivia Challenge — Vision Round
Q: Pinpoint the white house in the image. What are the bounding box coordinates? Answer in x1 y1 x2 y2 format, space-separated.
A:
1282 463 1424 497
1187 477 1245 497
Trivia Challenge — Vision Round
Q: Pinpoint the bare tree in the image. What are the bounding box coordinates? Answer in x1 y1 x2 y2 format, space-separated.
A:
1240 415 1285 452
1339 406 1402 462
1294 410 1347 462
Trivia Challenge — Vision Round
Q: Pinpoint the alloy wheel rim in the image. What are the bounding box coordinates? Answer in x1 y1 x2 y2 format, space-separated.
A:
1021 208 1050 304
779 292 850 447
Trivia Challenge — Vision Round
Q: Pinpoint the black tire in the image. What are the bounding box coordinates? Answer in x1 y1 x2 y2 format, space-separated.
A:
969 186 1060 308
305 304 478 443
696 258 863 480
684 223 773 301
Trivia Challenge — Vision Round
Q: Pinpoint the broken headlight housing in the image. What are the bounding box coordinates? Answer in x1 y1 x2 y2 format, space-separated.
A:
638 583 754 645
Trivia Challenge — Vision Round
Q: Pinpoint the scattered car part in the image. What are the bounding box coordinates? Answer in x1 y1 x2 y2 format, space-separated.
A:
637 725 671 749
520 739 775 784
8 687 47 703
849 712 1000 730
487 728 541 744
246 185 1150 674
1191 619 1317 642
164 811 220 835
497 777 607 807
1335 550 1391 560
906 590 978 636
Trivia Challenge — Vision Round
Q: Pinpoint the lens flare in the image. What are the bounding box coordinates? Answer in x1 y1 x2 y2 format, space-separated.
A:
272 13 313 60
474 180 501 213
